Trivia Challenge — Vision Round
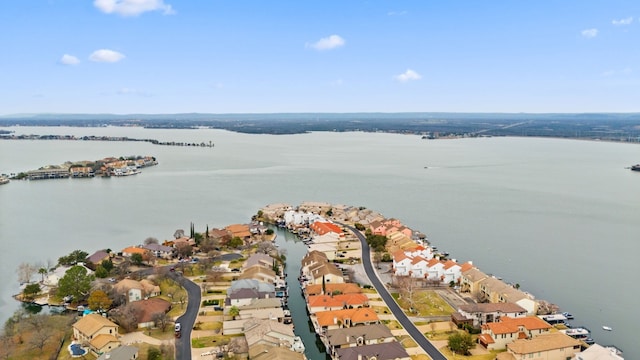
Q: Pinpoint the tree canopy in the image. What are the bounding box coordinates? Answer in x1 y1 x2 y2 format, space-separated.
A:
57 265 94 301
58 250 89 266
448 332 474 355
88 290 112 311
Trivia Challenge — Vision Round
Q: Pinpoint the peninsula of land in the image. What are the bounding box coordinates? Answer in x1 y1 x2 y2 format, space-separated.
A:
6 202 622 360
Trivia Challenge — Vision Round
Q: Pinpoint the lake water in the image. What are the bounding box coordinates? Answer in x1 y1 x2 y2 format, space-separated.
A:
1 126 638 357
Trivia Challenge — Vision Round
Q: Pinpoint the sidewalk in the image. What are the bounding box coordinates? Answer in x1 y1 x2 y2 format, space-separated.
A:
120 331 174 346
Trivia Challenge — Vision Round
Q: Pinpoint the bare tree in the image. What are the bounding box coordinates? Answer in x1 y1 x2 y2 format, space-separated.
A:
152 312 170 332
174 229 185 239
0 334 14 360
144 237 159 245
29 328 49 353
256 241 277 254
17 262 37 284
396 276 417 312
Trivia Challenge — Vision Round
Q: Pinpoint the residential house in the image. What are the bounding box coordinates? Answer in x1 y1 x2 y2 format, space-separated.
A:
121 246 148 258
96 345 138 360
323 324 395 360
86 250 111 266
496 332 582 360
310 221 344 238
307 293 369 313
45 264 94 287
72 314 120 356
306 262 344 286
368 220 388 236
238 265 277 284
479 276 539 315
442 260 462 284
335 341 410 360
478 316 553 350
426 258 445 281
226 224 253 244
248 343 305 360
113 279 148 303
141 243 174 259
227 279 275 307
454 303 527 327
304 283 362 297
301 250 330 273
312 308 379 334
575 344 625 360
244 253 275 269
260 203 293 221
208 228 231 245
126 298 171 328
460 267 489 294
244 318 296 348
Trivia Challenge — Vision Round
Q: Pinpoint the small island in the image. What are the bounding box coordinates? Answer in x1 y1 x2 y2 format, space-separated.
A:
4 155 157 181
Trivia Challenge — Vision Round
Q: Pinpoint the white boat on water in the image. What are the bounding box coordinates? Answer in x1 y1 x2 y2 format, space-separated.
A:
291 336 305 353
602 325 613 331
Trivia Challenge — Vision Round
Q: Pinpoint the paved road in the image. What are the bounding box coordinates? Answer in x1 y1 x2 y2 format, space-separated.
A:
171 272 202 360
343 224 447 360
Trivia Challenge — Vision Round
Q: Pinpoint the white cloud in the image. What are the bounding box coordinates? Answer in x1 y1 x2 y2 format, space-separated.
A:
394 69 422 82
387 10 408 16
306 35 345 51
60 54 80 65
89 49 126 63
612 17 633 26
94 0 174 16
581 28 598 38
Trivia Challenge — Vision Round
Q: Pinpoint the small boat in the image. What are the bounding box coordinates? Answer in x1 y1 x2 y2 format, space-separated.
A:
291 336 305 353
603 325 613 331
561 312 574 320
631 164 640 171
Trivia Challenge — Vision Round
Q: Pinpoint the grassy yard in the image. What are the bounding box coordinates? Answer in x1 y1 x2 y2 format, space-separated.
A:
192 335 231 348
195 321 223 331
395 290 455 317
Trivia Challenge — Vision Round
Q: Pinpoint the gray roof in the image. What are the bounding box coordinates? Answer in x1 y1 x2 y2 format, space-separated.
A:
96 345 139 360
325 324 394 347
244 253 274 268
142 243 174 252
230 279 275 293
335 341 409 360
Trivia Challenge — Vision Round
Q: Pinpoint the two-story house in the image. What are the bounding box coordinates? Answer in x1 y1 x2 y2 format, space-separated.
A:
72 314 120 356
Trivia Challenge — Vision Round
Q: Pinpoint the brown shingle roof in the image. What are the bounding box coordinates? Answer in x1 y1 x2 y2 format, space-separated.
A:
73 314 118 337
507 332 581 354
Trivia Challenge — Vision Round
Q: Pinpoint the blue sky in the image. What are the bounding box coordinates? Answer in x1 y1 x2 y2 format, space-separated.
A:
1 0 639 114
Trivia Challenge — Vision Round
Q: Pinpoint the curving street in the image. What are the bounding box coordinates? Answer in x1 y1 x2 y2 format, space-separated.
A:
171 272 202 360
343 224 447 360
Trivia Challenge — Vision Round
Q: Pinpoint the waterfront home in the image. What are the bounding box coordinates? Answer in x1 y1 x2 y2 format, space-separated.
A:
310 221 344 238
244 253 275 269
306 262 344 285
312 308 379 334
44 264 94 287
496 332 582 360
312 232 341 244
238 265 277 284
96 345 139 360
283 210 325 226
368 220 388 236
479 276 539 315
575 344 624 360
260 203 293 221
323 323 395 360
124 298 171 329
86 250 111 265
248 344 306 360
141 243 175 259
453 303 527 327
70 166 95 178
334 341 410 360
227 279 275 306
72 314 120 356
478 316 553 350
299 201 333 214
304 283 362 297
442 259 463 283
301 250 330 272
207 227 232 245
307 293 369 313
225 224 253 244
244 318 296 348
121 246 149 258
460 267 489 294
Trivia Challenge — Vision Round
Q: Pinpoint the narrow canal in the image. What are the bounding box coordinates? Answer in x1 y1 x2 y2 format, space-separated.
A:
273 226 328 360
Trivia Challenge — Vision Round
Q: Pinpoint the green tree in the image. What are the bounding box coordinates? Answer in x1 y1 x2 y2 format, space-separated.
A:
23 283 41 301
365 234 388 252
448 332 474 355
354 223 366 231
194 232 204 245
57 265 94 301
265 228 274 236
38 267 48 283
101 259 114 272
148 347 162 360
229 306 240 320
229 236 244 248
94 265 109 278
130 253 144 265
58 250 89 266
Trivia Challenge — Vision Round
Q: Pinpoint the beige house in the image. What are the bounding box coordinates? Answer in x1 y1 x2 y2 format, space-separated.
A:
478 316 552 350
72 314 120 356
496 332 582 360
